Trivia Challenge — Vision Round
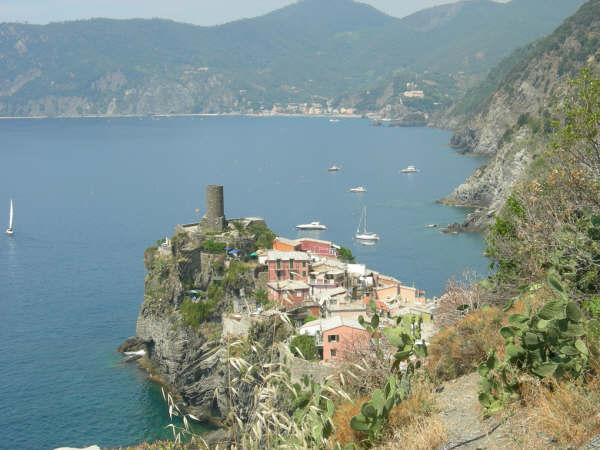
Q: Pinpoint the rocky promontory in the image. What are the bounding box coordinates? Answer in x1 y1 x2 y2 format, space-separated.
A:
122 214 276 424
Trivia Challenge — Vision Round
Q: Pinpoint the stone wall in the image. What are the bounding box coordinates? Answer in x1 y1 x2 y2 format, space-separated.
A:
287 354 333 383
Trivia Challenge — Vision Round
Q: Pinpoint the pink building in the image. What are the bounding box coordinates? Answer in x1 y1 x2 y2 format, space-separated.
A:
272 237 339 258
300 317 371 363
298 238 339 258
266 250 311 282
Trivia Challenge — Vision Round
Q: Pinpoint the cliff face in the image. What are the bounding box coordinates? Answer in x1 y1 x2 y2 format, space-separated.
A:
441 0 600 230
132 225 262 423
442 128 543 232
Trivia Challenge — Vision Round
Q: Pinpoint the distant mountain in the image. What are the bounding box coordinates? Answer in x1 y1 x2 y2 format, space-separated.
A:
0 0 584 117
441 0 600 231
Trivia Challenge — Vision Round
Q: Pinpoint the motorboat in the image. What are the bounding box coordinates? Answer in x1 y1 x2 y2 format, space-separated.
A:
296 221 328 230
328 165 341 172
349 186 367 193
329 119 340 123
400 165 420 173
5 199 14 235
355 207 379 241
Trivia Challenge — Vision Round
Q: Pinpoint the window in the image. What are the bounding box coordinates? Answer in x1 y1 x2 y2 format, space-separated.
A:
302 271 306 277
327 334 339 343
330 349 337 357
302 261 306 268
276 259 281 269
289 259 294 269
290 272 294 280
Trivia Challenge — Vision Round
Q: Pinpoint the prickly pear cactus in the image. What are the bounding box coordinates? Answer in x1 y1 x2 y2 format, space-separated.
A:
478 272 591 414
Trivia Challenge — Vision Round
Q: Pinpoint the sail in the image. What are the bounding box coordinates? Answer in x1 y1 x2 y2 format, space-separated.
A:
8 199 13 229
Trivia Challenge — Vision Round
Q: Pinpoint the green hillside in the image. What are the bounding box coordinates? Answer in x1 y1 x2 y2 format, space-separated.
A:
0 0 585 116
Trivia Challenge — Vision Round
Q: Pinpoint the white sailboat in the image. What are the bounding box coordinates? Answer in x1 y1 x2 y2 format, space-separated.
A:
355 206 379 241
6 199 14 235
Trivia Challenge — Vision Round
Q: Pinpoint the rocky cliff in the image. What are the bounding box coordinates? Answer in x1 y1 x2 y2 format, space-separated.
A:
440 0 600 230
124 221 269 424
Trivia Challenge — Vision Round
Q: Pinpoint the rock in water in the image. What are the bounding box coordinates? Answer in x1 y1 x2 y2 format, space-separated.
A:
117 336 147 353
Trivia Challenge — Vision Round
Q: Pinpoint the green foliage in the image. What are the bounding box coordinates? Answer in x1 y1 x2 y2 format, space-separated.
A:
352 309 427 446
180 284 223 328
222 260 247 290
248 223 276 249
288 375 336 447
478 274 591 414
350 375 409 445
290 334 318 361
506 196 525 219
303 315 317 324
0 0 582 118
337 246 355 263
203 239 226 253
253 287 269 306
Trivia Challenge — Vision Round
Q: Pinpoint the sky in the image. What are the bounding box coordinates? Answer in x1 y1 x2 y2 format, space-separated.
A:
0 0 490 26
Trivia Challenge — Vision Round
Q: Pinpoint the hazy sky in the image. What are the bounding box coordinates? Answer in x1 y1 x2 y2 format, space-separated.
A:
0 0 481 26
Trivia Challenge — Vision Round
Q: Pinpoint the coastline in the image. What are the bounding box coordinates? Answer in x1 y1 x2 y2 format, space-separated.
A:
0 111 363 120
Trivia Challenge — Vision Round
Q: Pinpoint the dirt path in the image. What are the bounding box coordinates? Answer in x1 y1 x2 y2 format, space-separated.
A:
435 372 514 449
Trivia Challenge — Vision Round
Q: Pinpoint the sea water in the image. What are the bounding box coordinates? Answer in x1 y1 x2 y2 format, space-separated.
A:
0 116 488 449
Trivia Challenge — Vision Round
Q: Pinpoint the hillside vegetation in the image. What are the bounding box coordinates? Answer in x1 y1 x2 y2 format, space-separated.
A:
441 0 600 231
0 0 583 117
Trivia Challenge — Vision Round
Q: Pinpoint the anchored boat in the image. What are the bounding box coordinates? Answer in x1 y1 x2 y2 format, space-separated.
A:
5 199 14 235
296 221 328 230
349 186 367 193
400 165 420 173
355 207 379 241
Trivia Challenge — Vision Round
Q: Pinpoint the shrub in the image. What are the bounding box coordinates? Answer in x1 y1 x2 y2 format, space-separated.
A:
204 239 226 253
248 222 276 249
289 334 318 360
428 307 504 381
253 287 269 306
180 284 222 328
303 316 317 324
338 246 355 263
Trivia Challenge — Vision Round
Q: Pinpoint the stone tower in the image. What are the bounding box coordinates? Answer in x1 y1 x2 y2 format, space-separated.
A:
201 184 225 232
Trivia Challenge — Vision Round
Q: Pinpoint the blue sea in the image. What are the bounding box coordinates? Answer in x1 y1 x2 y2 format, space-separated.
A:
0 116 488 449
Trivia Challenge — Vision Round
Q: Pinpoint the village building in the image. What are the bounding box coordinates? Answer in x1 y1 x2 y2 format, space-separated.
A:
323 297 366 321
300 317 371 363
308 262 346 296
273 236 339 258
266 250 311 282
267 279 310 305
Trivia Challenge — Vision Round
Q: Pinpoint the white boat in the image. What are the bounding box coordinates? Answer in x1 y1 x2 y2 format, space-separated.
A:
328 165 341 172
400 165 420 173
355 207 379 241
296 221 328 230
349 186 367 193
5 199 14 235
329 119 340 123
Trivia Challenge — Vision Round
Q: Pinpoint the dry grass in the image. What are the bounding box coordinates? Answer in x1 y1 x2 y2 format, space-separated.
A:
373 378 446 450
375 415 447 450
332 397 368 447
517 370 600 447
428 307 504 381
